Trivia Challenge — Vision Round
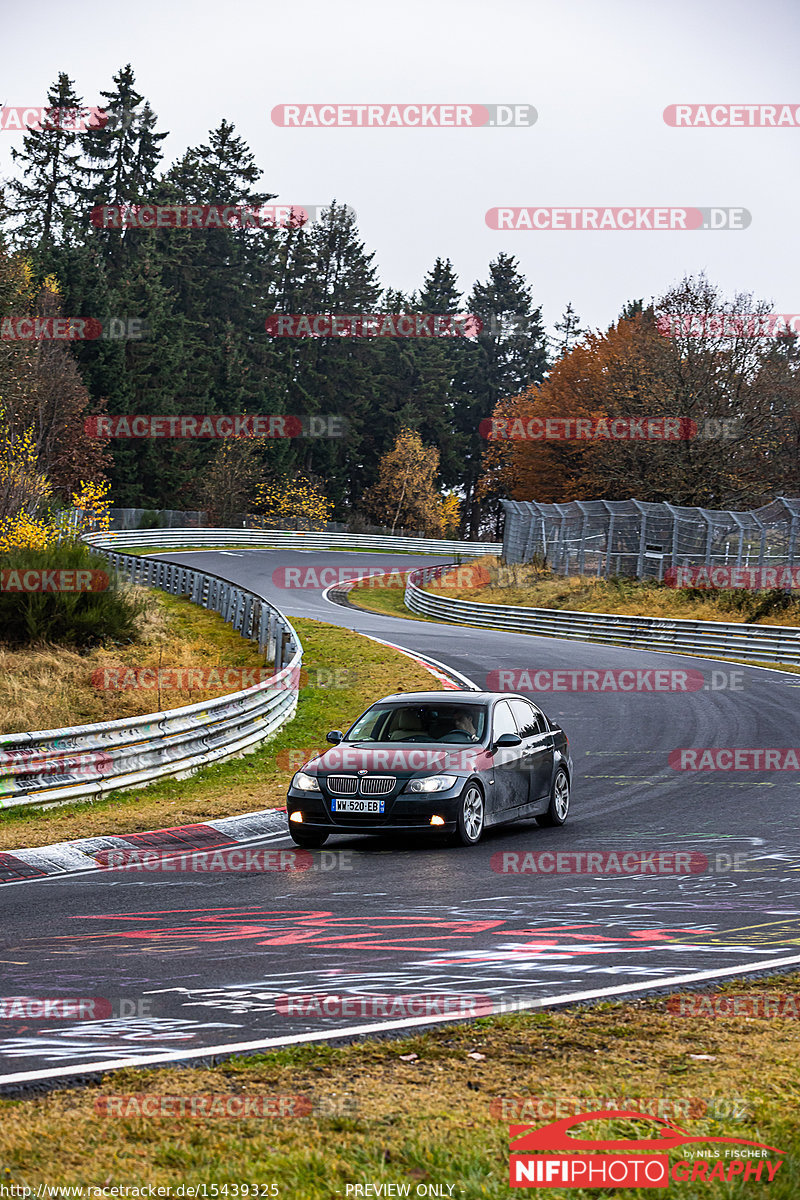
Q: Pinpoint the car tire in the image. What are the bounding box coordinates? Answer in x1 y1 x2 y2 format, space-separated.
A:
452 783 485 846
536 768 570 827
289 828 329 848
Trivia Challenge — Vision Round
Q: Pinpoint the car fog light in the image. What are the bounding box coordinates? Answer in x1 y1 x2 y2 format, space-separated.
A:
289 811 304 823
430 815 445 826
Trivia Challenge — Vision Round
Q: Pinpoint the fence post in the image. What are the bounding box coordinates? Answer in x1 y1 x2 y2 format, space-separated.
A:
577 504 588 575
605 513 616 579
788 515 798 569
279 629 292 671
257 602 268 655
634 502 648 577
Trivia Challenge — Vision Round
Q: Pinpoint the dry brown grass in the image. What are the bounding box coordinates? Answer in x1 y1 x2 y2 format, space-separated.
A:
0 588 272 735
0 618 442 849
432 556 800 626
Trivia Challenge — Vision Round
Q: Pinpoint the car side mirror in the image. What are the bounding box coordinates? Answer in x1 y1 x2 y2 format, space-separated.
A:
326 730 344 744
494 732 522 749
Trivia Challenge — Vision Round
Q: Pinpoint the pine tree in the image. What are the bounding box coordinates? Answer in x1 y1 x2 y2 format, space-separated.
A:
285 202 383 511
552 301 584 359
78 65 166 206
459 253 548 535
6 73 85 269
396 258 470 494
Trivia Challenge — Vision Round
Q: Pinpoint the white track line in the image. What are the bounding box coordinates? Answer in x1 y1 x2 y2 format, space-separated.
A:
0 830 292 890
361 633 480 691
320 577 480 690
3 952 800 1087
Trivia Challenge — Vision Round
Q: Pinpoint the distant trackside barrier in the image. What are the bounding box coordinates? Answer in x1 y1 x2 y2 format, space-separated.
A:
404 564 800 667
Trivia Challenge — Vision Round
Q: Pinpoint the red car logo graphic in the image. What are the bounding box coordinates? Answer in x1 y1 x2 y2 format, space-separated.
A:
510 1109 784 1155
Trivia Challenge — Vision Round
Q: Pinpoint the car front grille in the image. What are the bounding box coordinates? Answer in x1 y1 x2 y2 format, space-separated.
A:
325 775 396 796
327 775 358 795
360 776 395 795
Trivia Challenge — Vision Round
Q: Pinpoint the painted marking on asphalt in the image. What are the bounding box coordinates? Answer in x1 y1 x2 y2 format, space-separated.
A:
0 830 292 889
3 950 800 1087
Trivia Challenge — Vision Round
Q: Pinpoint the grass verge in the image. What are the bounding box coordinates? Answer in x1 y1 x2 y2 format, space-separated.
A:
347 568 800 675
0 591 272 735
430 556 800 626
1 974 798 1195
0 618 441 851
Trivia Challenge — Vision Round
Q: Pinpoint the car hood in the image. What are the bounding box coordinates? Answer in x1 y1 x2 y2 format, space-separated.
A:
306 743 493 776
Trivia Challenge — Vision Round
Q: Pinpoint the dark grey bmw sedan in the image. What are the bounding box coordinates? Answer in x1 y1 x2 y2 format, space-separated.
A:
286 690 572 847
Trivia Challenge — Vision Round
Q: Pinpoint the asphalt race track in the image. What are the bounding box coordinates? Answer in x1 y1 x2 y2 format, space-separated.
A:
1 548 799 1087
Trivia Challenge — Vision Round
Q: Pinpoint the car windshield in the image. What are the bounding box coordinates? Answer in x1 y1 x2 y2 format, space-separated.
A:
346 703 488 744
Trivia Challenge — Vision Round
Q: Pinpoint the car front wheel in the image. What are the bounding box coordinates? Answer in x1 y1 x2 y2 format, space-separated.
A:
453 783 485 846
537 768 570 827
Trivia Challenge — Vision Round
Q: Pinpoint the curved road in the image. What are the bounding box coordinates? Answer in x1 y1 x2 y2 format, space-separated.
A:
1 548 799 1087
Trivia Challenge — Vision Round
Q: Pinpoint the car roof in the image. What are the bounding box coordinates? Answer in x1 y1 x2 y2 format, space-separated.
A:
374 691 541 705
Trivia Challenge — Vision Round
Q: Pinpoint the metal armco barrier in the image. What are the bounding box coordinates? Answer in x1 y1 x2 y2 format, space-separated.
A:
85 528 502 555
0 551 302 810
405 564 800 666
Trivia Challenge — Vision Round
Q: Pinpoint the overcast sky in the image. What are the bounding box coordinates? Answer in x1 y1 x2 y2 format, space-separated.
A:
2 0 798 335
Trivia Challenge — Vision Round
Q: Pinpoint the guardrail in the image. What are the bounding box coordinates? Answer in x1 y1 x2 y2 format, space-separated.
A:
85 528 502 555
0 551 302 810
405 564 800 666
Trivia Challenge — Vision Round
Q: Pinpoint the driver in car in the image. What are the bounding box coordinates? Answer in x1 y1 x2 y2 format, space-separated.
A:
448 709 479 741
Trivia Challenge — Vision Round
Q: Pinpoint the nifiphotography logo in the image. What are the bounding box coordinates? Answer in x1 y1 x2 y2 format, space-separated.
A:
508 1109 786 1188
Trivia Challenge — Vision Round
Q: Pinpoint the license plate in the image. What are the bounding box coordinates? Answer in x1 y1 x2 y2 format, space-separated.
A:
331 798 385 814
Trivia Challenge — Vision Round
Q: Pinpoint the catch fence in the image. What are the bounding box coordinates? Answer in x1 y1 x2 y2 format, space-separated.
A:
502 498 800 579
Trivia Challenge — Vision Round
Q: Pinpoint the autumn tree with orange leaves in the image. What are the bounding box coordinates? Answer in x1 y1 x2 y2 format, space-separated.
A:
480 276 800 509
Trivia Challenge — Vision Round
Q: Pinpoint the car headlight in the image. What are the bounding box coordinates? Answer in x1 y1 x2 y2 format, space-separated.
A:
405 775 458 794
292 770 321 792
